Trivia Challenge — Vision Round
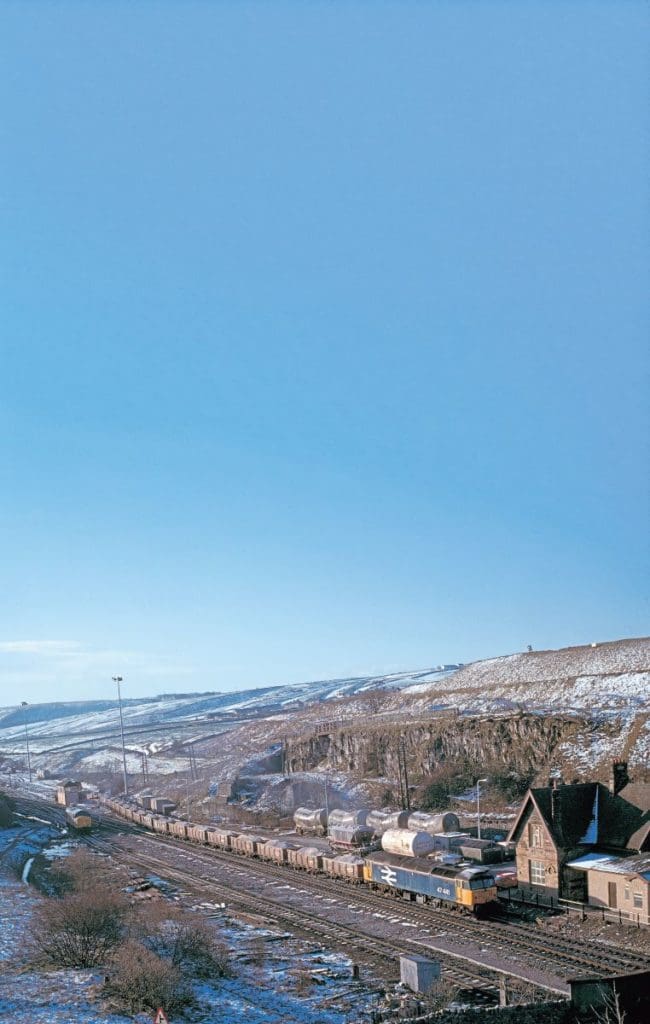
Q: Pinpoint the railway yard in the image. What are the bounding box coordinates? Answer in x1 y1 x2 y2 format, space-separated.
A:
10 792 650 1016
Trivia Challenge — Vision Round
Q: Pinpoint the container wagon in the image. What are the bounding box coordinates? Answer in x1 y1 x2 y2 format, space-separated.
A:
431 831 471 851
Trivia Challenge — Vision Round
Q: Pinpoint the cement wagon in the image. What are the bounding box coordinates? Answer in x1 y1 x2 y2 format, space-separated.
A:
407 811 460 834
381 829 437 858
367 810 409 834
293 807 328 836
328 808 369 829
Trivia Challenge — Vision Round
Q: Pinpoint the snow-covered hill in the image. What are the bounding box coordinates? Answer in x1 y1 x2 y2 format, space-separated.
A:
1 638 647 781
0 665 459 754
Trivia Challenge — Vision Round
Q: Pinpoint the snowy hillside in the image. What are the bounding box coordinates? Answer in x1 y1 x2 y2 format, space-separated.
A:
0 665 458 756
397 637 650 773
1 639 647 782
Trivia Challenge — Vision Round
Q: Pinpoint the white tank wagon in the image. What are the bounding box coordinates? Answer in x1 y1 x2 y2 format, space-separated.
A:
407 811 460 834
381 829 437 858
293 807 328 836
327 808 369 829
367 810 409 834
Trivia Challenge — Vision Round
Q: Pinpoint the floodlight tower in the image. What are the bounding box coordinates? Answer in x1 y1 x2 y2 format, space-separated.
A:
112 676 128 795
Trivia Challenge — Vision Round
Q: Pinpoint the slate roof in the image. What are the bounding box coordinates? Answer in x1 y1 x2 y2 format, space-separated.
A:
587 852 650 878
509 781 650 853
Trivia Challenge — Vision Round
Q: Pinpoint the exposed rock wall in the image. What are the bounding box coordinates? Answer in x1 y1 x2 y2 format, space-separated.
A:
285 713 588 782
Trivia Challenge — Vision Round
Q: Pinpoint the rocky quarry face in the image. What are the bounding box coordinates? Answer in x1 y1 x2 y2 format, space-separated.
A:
284 712 589 783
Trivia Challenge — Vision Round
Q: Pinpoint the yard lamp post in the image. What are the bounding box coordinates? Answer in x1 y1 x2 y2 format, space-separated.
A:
112 676 129 796
476 778 488 840
20 702 32 783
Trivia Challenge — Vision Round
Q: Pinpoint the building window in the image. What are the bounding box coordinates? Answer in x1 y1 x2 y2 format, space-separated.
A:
624 887 630 901
633 892 643 909
529 860 545 885
528 823 542 848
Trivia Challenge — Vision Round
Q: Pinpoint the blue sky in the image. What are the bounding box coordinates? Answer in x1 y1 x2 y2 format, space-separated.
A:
1 2 648 703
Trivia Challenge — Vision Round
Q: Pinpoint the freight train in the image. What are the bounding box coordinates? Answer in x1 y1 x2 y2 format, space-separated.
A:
103 796 498 914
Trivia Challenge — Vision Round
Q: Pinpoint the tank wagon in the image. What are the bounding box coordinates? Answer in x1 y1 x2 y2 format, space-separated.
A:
65 806 92 831
293 807 328 836
367 809 410 835
381 829 437 858
407 811 460 834
365 852 497 913
328 824 374 850
328 808 369 829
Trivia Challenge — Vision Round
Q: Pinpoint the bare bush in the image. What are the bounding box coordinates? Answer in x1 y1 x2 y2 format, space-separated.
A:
48 848 117 897
0 791 15 827
134 900 232 978
31 887 128 967
103 939 193 1015
30 848 128 967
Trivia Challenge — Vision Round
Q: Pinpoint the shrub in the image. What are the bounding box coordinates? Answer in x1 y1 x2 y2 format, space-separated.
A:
30 849 128 967
103 939 193 1015
0 791 15 827
135 900 232 978
31 887 128 967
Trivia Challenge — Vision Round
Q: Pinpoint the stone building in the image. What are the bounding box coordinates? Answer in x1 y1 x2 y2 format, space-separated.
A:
567 852 650 923
508 762 650 899
55 779 82 807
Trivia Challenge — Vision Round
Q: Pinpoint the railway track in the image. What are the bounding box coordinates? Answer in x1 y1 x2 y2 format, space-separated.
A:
94 813 649 984
14 798 500 1000
87 825 502 1001
15 798 650 994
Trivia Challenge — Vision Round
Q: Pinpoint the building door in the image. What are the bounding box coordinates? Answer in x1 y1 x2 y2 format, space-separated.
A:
608 882 617 909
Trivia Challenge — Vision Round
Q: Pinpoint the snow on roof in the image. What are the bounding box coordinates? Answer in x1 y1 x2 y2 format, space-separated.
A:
578 786 599 844
566 853 617 870
586 853 650 877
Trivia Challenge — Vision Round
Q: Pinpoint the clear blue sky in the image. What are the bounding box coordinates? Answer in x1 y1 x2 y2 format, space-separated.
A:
1 2 648 703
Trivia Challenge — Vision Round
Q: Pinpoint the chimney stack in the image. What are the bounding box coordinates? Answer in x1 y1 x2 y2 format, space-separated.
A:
551 785 562 835
610 761 629 796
